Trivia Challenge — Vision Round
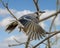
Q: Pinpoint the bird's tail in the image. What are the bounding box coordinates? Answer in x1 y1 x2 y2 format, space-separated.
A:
6 21 18 33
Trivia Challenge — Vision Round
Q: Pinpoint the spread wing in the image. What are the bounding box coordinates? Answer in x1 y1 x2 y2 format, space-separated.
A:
19 18 46 40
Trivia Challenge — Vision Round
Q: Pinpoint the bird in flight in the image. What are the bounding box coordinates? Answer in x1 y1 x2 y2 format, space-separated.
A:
1 0 48 40
6 11 48 40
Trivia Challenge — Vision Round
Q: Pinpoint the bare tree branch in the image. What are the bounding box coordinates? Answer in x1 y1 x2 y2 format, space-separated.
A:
47 15 58 48
48 0 60 46
33 0 39 12
9 38 33 48
39 10 60 22
13 38 21 43
8 42 25 47
33 0 45 20
33 31 60 48
25 33 31 48
47 13 58 48
1 0 18 20
33 0 40 20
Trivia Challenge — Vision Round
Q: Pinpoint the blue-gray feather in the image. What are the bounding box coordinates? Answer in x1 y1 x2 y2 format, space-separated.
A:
18 15 46 39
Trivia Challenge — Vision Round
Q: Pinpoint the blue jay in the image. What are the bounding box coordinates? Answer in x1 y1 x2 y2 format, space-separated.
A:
6 11 48 40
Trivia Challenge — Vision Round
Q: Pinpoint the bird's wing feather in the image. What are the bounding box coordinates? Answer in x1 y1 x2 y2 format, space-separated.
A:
6 21 18 33
22 20 46 40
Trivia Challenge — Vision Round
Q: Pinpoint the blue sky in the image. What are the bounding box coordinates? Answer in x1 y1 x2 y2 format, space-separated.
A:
0 0 56 10
0 0 60 48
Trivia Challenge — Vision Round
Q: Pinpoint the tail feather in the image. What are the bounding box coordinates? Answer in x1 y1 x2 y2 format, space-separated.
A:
6 21 18 33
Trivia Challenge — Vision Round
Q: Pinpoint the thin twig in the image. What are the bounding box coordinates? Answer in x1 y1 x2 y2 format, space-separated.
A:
47 12 58 48
13 38 21 43
47 39 51 48
33 0 40 12
9 38 33 48
54 0 60 44
47 15 58 48
33 0 40 20
1 0 18 20
47 1 60 47
33 0 45 20
33 31 60 48
39 10 60 22
8 42 25 47
25 34 31 48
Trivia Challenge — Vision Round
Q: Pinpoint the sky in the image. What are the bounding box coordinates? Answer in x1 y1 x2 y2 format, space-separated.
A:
0 0 60 48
